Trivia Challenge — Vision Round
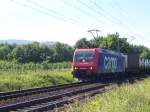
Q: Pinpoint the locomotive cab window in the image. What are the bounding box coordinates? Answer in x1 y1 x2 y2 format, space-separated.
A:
75 51 94 61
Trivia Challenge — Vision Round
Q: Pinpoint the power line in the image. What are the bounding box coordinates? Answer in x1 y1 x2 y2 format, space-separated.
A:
9 0 150 47
25 0 76 23
10 0 106 36
61 0 130 35
60 0 112 32
87 0 131 30
92 0 150 45
76 0 131 38
110 0 130 18
76 0 138 37
60 0 107 27
77 0 121 26
107 0 150 45
9 0 89 28
62 0 150 46
88 0 123 25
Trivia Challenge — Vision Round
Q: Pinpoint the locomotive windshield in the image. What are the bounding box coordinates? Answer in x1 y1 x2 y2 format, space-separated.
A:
75 51 94 61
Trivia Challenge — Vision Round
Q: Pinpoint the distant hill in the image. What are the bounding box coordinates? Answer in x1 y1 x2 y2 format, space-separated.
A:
40 41 55 45
0 39 55 45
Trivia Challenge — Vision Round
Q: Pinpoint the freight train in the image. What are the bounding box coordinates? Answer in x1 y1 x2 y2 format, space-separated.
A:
72 48 150 80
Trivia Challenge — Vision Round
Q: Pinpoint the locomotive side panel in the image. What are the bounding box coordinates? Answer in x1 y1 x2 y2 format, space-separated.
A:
98 51 125 74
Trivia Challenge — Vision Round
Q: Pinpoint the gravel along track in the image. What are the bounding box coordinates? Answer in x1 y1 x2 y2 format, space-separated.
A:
0 81 95 107
21 85 111 112
0 81 92 100
0 83 101 107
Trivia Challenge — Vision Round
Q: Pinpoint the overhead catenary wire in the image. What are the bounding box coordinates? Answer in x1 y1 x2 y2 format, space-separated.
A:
110 0 130 18
9 0 150 47
76 0 132 35
33 0 150 45
60 0 108 27
9 0 74 24
76 0 132 36
9 0 90 28
10 0 134 35
61 0 123 36
108 0 150 45
25 0 77 23
87 0 150 45
88 0 123 25
77 0 122 26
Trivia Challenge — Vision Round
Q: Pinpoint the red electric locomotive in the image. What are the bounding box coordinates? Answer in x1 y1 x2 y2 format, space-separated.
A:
72 48 125 80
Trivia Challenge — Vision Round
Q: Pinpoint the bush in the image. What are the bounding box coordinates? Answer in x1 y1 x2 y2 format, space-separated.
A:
0 70 76 92
0 61 71 71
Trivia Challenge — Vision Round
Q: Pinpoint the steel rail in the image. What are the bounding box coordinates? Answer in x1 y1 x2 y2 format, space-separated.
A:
0 81 93 100
24 86 108 112
0 83 107 111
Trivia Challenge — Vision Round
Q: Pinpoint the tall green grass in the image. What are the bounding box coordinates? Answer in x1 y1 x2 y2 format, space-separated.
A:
0 61 71 71
0 69 75 92
65 77 150 112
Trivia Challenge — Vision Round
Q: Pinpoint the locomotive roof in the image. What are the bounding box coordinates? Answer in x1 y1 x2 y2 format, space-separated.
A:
75 48 123 55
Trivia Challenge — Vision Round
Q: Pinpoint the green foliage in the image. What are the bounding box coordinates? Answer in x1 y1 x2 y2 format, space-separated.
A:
106 34 118 50
74 33 150 57
52 42 73 62
0 42 73 63
75 38 91 48
0 33 150 63
0 44 11 60
0 70 75 92
0 61 71 71
140 47 150 58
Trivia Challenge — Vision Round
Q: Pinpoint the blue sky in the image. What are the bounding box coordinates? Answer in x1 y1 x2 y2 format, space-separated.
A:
0 0 150 47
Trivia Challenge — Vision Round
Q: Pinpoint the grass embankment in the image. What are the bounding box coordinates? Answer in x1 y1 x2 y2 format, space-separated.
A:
0 69 75 92
65 77 150 112
0 61 71 71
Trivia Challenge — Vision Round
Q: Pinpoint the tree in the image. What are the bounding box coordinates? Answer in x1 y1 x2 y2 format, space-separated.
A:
11 46 25 63
0 33 150 63
11 43 42 63
0 45 11 60
140 48 150 58
75 38 91 48
52 42 73 62
40 45 54 62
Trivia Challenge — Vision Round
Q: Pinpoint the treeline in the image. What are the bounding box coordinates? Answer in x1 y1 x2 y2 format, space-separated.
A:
0 42 73 63
0 33 150 63
75 34 150 58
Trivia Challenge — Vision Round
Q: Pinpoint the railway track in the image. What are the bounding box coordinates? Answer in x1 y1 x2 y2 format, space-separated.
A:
0 82 106 112
0 81 93 101
0 74 148 112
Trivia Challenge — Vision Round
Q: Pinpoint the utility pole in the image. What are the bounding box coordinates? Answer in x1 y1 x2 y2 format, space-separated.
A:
88 29 100 47
116 32 120 52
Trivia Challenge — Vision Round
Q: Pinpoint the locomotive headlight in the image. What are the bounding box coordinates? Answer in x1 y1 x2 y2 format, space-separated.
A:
89 66 93 70
74 67 78 70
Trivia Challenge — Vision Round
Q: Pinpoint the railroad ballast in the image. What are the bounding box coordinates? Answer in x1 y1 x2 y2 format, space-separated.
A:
72 48 150 80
